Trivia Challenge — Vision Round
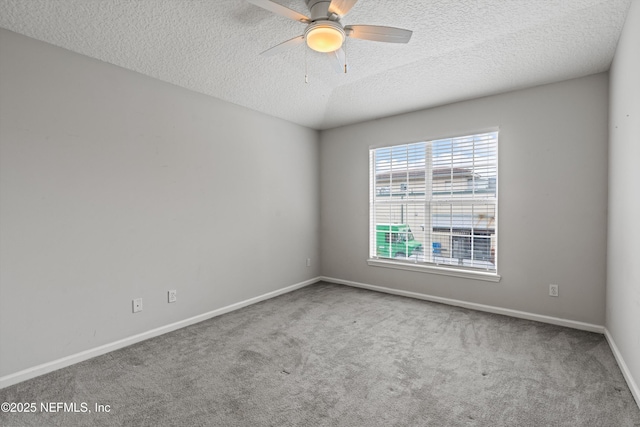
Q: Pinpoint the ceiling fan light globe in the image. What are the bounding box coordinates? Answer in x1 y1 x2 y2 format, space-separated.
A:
306 25 344 53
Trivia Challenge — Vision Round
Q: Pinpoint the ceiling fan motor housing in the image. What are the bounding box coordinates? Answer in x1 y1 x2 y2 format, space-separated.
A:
305 0 334 21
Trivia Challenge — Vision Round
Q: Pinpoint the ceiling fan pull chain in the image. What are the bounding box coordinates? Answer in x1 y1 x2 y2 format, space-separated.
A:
305 45 309 83
344 40 348 74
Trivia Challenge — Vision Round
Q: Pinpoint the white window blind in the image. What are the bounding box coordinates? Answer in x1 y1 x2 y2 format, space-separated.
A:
369 131 498 273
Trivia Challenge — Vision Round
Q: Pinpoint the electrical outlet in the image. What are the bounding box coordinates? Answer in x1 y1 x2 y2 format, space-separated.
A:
549 284 559 297
306 258 311 267
132 298 143 313
168 290 177 303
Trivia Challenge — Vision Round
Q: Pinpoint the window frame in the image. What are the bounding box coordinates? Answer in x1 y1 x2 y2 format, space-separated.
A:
368 130 500 282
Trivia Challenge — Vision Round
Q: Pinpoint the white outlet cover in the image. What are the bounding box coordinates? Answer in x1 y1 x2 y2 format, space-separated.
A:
168 290 177 303
133 298 143 313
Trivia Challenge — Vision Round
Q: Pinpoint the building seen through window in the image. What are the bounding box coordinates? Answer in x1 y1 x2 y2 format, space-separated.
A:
370 131 498 272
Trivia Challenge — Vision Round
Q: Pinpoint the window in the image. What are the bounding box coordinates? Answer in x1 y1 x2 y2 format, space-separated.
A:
369 131 498 278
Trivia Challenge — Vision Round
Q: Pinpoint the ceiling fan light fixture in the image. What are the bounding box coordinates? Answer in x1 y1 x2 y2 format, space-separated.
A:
305 22 345 53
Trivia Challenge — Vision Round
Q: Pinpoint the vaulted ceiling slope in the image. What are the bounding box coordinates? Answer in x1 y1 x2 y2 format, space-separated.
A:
0 0 632 130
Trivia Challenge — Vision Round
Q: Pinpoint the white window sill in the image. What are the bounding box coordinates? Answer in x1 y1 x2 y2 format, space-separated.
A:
367 258 501 282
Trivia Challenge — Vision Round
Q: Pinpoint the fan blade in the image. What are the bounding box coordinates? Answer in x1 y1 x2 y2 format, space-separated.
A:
327 48 347 73
328 0 358 17
345 25 413 43
260 35 305 56
247 0 310 23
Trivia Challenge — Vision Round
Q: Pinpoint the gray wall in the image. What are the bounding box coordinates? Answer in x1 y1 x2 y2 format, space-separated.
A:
320 73 609 326
607 0 640 397
0 19 631 389
0 29 320 377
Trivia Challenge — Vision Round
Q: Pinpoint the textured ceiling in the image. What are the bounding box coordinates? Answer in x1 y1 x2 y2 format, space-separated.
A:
0 0 632 130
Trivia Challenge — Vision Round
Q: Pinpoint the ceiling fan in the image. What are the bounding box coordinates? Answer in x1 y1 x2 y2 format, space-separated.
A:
247 0 413 73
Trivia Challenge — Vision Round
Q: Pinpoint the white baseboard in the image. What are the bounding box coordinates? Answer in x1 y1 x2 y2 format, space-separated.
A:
604 329 640 409
2 276 616 391
319 276 605 334
0 277 320 390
